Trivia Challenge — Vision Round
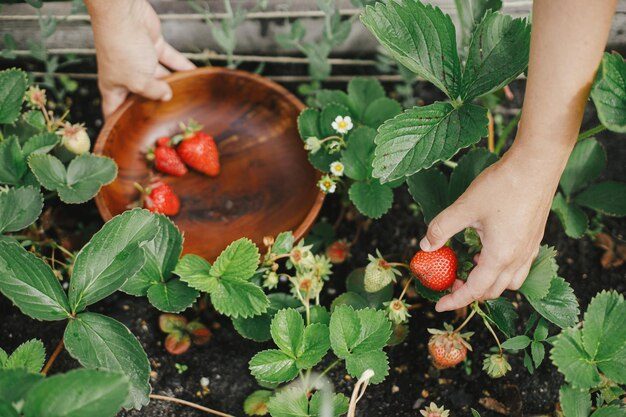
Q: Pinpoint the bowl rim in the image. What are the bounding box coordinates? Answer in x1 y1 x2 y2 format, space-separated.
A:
93 66 325 245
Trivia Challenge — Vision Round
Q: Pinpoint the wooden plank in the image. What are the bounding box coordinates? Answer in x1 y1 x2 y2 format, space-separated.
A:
1 0 625 55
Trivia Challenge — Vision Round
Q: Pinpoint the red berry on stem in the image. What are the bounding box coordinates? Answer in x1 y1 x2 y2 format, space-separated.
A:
144 182 181 216
410 246 458 291
152 145 188 177
156 136 171 147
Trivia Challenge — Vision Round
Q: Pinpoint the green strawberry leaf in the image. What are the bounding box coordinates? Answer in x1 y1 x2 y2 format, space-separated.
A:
0 68 27 124
330 291 370 311
559 384 591 417
551 193 589 239
298 108 321 140
270 308 305 357
502 335 531 351
0 186 43 233
484 297 518 338
560 138 606 197
345 350 390 384
527 276 579 329
309 391 349 417
69 209 160 313
147 279 199 313
582 291 625 363
22 369 129 417
361 0 461 99
347 77 386 119
210 238 260 281
551 327 601 390
320 103 352 137
28 153 117 204
455 0 503 51
0 240 71 321
590 407 626 417
249 349 298 384
63 312 151 410
267 388 309 417
329 305 362 358
348 181 393 219
316 90 352 110
209 276 269 319
22 132 59 157
352 308 393 354
174 254 217 292
372 102 488 183
272 231 295 255
590 52 626 133
0 401 18 417
4 339 45 373
519 245 558 300
0 369 42 404
232 293 300 342
341 126 376 181
406 168 449 223
296 323 330 369
122 214 183 296
0 136 27 185
243 390 273 416
460 11 530 101
575 181 626 216
448 148 498 203
362 97 403 129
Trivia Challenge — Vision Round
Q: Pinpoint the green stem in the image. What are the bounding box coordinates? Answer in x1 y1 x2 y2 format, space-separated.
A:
475 305 503 353
309 359 341 389
454 304 478 333
578 124 606 141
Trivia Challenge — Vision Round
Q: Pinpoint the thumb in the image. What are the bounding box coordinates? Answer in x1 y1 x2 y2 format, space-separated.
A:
420 203 472 251
133 78 173 102
100 85 128 120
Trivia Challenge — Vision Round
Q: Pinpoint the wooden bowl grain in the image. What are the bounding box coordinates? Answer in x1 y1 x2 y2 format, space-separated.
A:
94 67 324 260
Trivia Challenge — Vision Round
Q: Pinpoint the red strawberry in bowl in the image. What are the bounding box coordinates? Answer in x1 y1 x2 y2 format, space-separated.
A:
410 246 458 291
174 120 220 177
148 141 188 177
136 182 181 216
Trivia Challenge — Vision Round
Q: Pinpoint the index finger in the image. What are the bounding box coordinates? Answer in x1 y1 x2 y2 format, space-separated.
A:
435 262 500 312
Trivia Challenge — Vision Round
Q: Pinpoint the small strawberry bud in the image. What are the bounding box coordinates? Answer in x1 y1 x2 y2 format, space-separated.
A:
26 85 47 108
384 298 410 324
419 402 450 417
364 250 401 293
304 136 322 154
57 122 90 155
263 271 279 289
482 353 511 378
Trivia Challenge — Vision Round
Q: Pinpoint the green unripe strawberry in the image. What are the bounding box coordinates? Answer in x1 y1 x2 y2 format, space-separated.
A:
364 250 401 292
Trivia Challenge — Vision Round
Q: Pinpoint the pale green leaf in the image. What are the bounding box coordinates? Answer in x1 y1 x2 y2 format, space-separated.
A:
590 52 626 133
502 335 531 351
272 231 295 255
329 305 361 358
63 312 151 410
249 349 298 384
551 327 601 390
296 323 330 369
5 339 45 373
210 276 269 319
270 308 305 357
69 209 160 313
211 238 260 281
348 181 393 219
0 186 43 233
520 246 558 300
22 132 59 156
345 350 389 384
361 0 461 98
372 102 488 183
526 277 579 329
0 240 71 321
582 291 625 362
559 384 591 417
309 391 349 417
174 254 217 293
147 280 199 313
352 308 392 354
0 68 27 124
590 407 626 417
460 12 530 100
232 293 300 342
267 388 309 417
23 369 129 417
560 138 606 197
575 181 626 216
298 108 321 140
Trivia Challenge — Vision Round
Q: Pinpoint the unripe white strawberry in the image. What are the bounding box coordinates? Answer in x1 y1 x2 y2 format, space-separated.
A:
58 122 90 155
363 250 401 293
482 353 511 378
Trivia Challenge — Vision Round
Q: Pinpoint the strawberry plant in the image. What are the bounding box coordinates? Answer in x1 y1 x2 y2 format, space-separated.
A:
0 209 165 410
551 291 626 416
0 68 116 204
1 339 131 417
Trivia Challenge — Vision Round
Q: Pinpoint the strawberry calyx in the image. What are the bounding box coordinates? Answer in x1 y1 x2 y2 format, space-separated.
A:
171 118 204 144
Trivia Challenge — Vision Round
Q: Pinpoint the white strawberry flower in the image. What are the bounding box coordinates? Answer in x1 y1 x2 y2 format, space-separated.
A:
317 175 337 194
331 115 353 134
329 161 345 177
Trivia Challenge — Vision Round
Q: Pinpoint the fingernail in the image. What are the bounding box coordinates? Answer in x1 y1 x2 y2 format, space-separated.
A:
419 237 431 251
435 302 445 312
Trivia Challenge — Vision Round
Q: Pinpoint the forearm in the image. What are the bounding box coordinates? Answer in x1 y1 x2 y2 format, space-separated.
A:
512 0 616 162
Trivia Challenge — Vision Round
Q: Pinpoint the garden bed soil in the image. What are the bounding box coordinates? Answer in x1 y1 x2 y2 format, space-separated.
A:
1 71 625 417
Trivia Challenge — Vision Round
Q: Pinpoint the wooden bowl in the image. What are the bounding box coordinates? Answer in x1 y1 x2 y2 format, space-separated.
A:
94 67 324 260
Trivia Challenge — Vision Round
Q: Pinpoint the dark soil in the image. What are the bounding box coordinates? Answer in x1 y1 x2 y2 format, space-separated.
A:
1 62 625 417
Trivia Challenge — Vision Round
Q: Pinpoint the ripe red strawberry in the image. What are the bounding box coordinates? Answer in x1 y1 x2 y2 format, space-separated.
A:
410 246 457 291
150 145 188 177
326 240 350 264
176 127 220 176
156 136 172 147
427 326 472 369
143 182 180 216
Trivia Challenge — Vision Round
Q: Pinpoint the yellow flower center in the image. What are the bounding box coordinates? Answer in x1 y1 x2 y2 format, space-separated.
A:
337 121 348 129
